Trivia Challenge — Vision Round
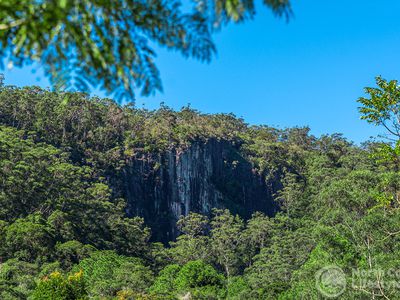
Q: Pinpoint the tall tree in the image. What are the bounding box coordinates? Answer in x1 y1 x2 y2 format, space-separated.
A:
358 76 400 139
169 213 211 265
358 76 400 167
210 209 244 279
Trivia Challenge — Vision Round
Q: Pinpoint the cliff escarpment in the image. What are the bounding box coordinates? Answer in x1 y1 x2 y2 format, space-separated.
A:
123 139 280 242
0 87 298 242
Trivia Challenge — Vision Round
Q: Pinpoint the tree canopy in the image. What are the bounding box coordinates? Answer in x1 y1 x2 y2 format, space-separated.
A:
2 79 400 298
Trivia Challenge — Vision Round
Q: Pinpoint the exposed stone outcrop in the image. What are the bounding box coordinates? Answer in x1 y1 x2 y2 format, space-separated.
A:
122 139 280 242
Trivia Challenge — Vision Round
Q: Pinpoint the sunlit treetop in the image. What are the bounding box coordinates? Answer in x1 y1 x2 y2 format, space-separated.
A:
0 0 291 101
358 76 400 139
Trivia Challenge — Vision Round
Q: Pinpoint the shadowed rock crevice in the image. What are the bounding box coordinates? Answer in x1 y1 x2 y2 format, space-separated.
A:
123 138 280 242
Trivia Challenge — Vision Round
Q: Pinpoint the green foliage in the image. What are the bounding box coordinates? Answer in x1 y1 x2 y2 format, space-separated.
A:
0 122 151 261
358 76 400 168
209 0 291 24
150 261 225 299
175 260 224 291
210 209 244 278
245 224 314 298
226 276 251 300
168 213 210 264
240 212 273 267
3 214 54 263
55 241 95 270
0 259 39 299
2 82 400 299
72 251 154 298
31 270 87 300
358 76 400 131
149 264 181 298
0 0 291 99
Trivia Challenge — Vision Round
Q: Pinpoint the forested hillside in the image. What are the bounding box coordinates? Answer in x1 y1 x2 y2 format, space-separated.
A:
1 80 400 299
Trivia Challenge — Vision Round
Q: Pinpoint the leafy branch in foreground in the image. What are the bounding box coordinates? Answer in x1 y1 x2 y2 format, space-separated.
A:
0 0 291 101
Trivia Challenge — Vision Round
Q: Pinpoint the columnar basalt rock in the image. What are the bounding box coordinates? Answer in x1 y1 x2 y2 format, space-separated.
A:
123 139 280 242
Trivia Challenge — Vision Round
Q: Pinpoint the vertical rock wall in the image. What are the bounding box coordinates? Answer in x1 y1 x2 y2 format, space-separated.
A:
123 139 279 242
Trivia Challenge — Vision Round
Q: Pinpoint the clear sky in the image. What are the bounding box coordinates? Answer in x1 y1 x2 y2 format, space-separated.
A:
3 0 400 143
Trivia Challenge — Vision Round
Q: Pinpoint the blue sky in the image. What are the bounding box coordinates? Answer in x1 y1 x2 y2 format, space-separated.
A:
3 0 400 143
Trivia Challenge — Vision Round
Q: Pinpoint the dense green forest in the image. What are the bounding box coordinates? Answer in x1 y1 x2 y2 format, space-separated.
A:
1 77 400 299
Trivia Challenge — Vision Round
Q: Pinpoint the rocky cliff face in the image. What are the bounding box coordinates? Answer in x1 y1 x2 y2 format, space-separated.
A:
122 139 280 242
